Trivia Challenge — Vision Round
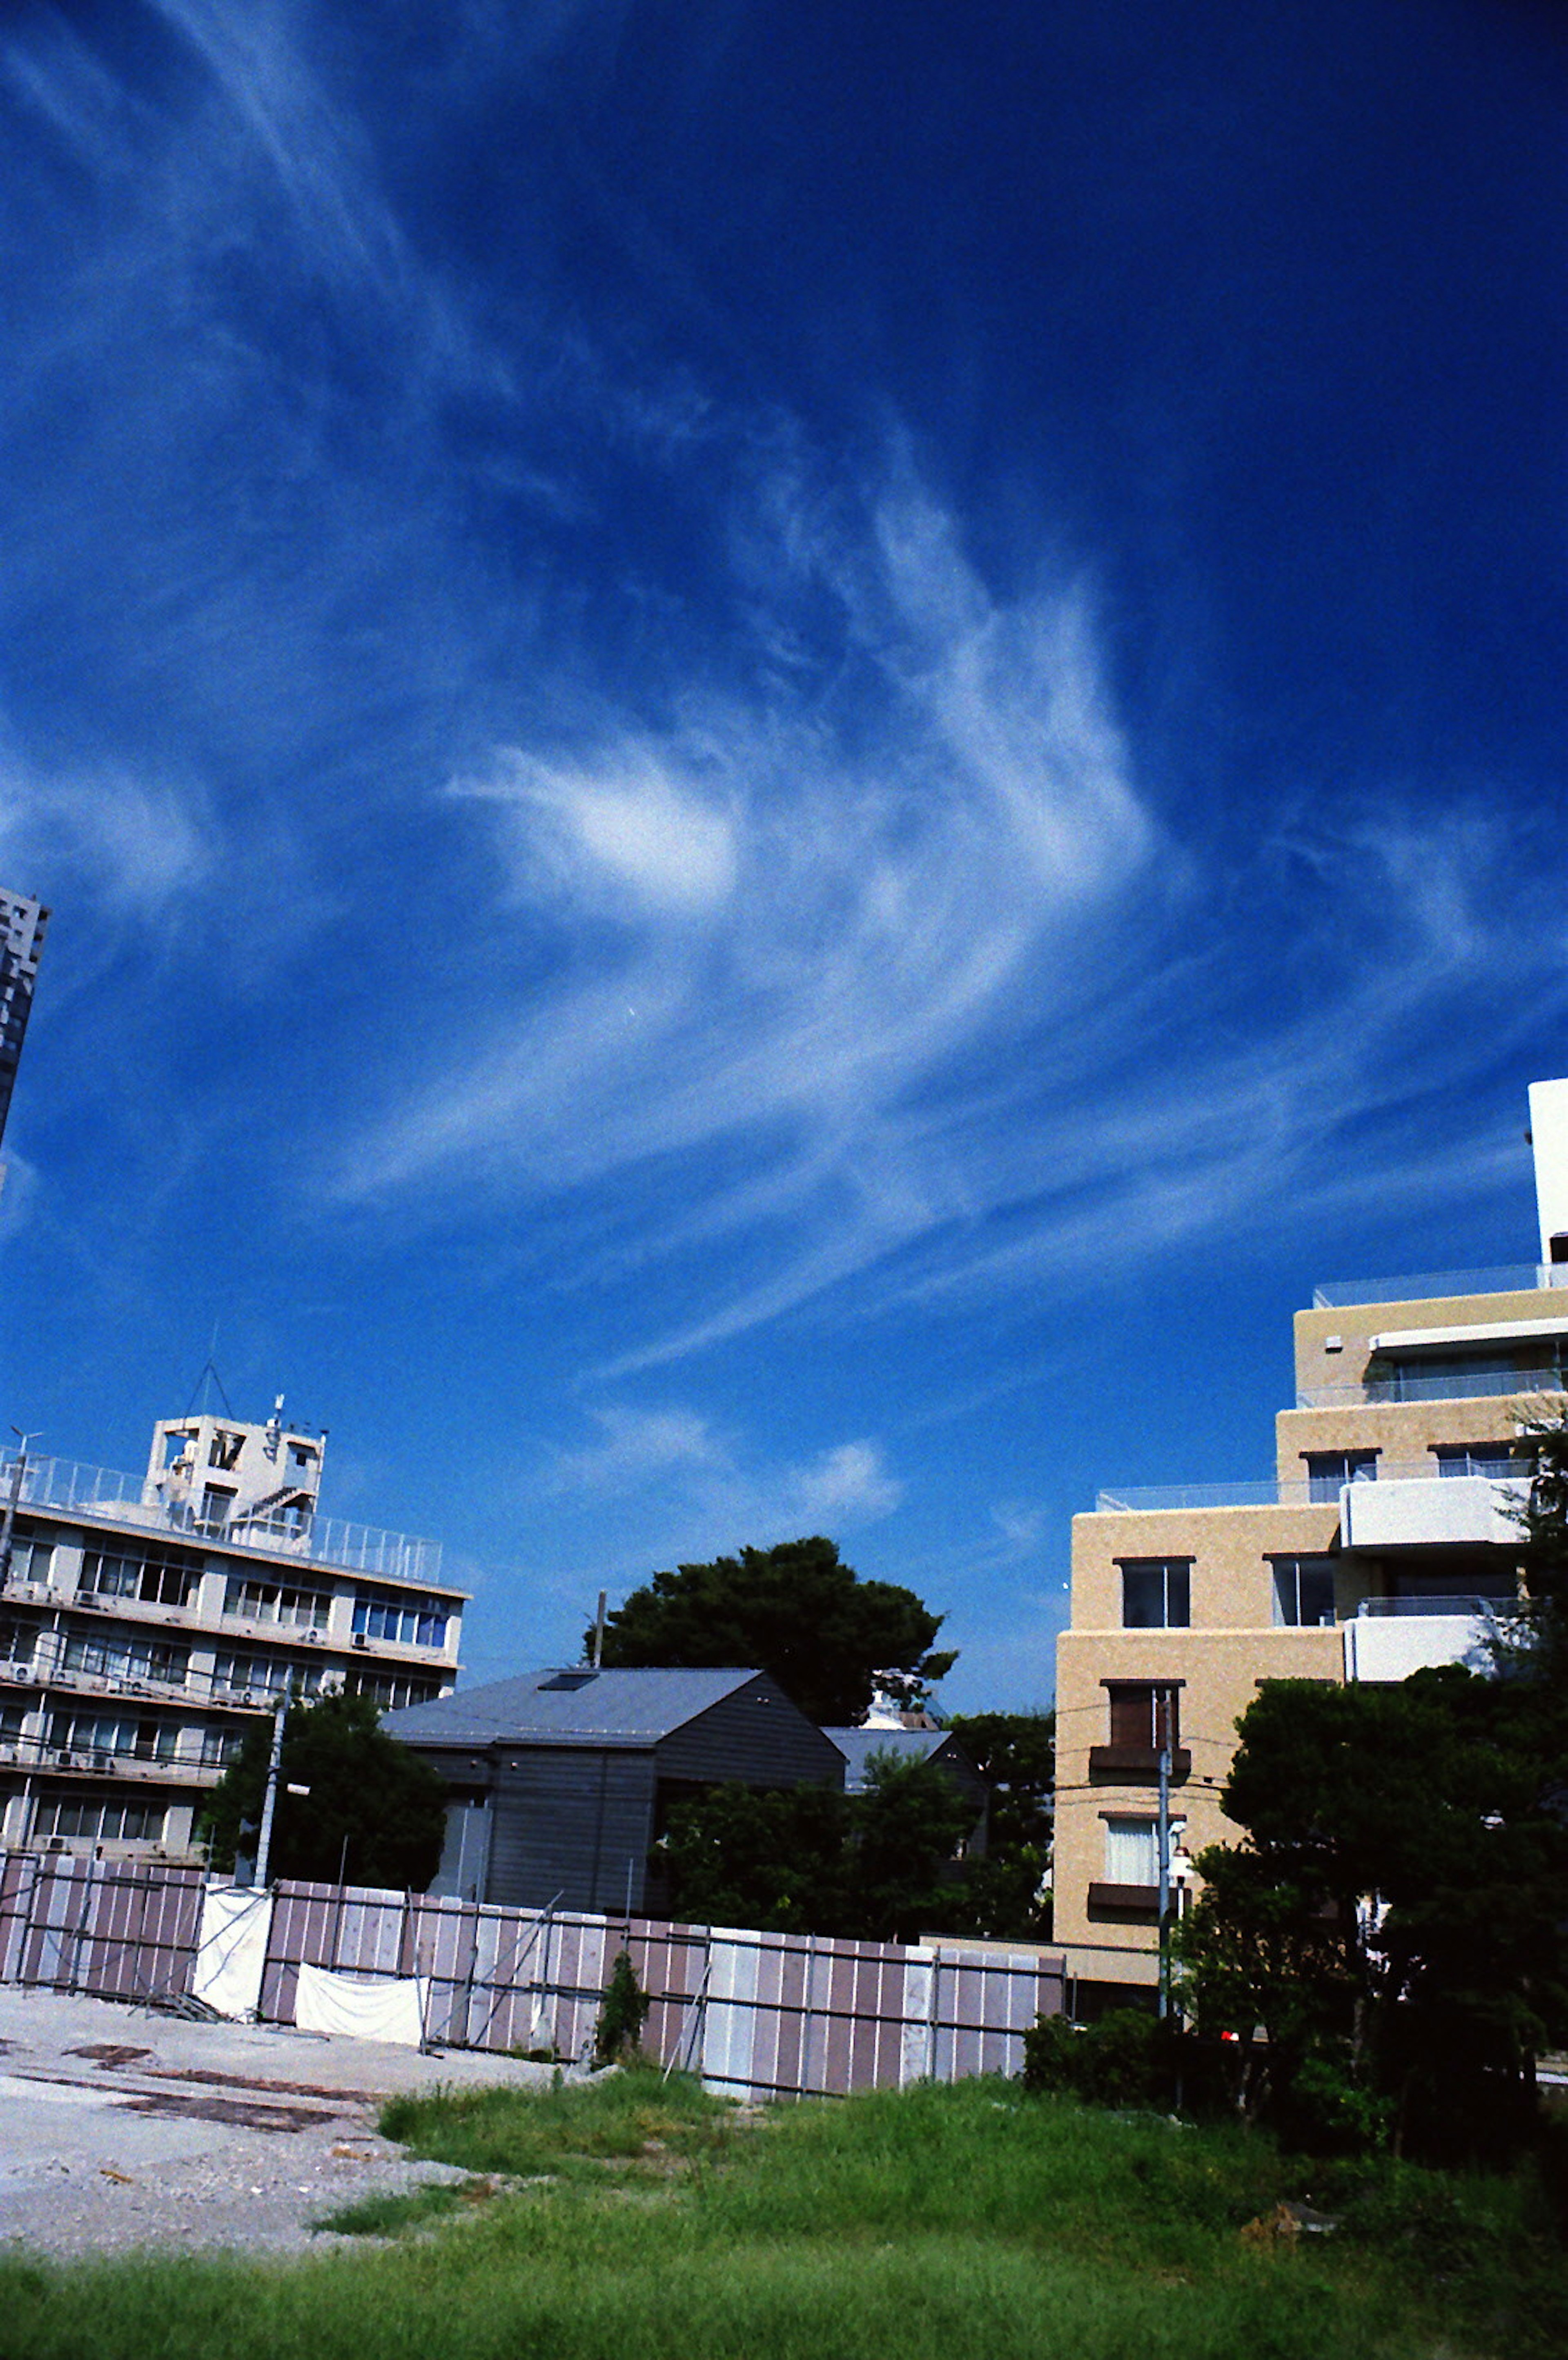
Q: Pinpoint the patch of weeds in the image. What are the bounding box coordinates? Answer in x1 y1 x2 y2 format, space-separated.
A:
312 2178 495 2239
381 2064 737 2181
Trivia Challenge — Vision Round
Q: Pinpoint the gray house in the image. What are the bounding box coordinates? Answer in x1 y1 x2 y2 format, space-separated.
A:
385 1666 844 1913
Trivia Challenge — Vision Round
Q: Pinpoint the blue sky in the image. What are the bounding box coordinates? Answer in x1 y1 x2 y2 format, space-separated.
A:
1 0 1564 1710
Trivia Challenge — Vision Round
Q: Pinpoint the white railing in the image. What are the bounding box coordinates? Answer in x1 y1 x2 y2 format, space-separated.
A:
3 1454 446 1586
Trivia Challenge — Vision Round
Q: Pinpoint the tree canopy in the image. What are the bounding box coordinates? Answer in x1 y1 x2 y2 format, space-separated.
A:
659 1751 976 1943
201 1689 450 1892
1174 1670 1568 2157
593 1536 955 1725
941 1710 1055 1941
1505 1404 1568 1678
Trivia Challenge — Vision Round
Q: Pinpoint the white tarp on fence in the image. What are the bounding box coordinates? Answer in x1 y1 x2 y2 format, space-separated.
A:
192 1886 275 2020
294 1958 428 2046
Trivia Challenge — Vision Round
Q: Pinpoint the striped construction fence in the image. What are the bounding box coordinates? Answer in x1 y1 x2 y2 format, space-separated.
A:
0 1852 1062 2100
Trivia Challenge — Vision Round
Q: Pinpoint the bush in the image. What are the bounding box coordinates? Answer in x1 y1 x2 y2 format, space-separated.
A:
595 1949 652 2065
1022 2009 1163 2107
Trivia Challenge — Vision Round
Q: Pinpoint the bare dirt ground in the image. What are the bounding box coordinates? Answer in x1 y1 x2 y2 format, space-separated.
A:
0 1985 575 2261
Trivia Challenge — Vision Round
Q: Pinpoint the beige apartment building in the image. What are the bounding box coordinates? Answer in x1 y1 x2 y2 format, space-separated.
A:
1054 1078 1568 2009
0 1403 466 1863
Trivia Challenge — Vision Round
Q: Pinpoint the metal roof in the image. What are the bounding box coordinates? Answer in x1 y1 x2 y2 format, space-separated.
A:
383 1664 786 1748
823 1725 965 1791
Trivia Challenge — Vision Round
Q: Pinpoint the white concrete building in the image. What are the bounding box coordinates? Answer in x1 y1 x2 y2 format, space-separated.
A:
0 1403 466 1862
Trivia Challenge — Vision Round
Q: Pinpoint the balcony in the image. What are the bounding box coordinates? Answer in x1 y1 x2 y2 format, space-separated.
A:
1087 1744 1191 1781
1340 1474 1527 1552
1343 1597 1502 1683
3 1454 448 1586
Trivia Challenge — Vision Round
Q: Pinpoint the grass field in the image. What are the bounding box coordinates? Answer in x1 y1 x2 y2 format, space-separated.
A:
2 2067 1564 2360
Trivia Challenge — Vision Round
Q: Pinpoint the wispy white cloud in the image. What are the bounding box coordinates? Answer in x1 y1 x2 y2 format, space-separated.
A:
548 1402 902 1547
327 429 1568 1373
0 755 213 917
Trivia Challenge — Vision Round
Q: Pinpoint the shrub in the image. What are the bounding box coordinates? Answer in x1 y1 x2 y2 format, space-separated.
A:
595 1948 652 2065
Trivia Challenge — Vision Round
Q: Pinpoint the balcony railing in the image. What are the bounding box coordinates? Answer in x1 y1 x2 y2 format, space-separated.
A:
1094 1462 1537 1514
1313 1264 1568 1309
1094 1478 1329 1512
1298 1367 1568 1411
1355 1594 1515 1620
3 1454 447 1586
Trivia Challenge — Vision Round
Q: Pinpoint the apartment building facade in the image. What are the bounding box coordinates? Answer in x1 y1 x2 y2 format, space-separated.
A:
1054 1079 1568 2007
0 882 48 1154
0 1404 466 1863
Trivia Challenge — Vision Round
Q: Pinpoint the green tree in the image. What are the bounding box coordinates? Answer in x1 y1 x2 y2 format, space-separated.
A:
594 1536 956 1725
200 1689 449 1892
660 1753 974 1942
1504 1405 1568 1677
1174 1672 1568 2156
943 1710 1055 1939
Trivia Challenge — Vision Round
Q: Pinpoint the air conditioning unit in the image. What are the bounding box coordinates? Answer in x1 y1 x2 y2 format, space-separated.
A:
305 1629 325 1644
45 1836 69 1853
352 1634 368 1650
0 1745 16 1765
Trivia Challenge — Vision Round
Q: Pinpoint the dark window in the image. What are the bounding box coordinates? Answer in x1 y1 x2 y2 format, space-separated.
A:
1120 1560 1190 1628
1107 1684 1179 1748
1432 1444 1524 1481
1305 1452 1378 1503
1272 1557 1338 1626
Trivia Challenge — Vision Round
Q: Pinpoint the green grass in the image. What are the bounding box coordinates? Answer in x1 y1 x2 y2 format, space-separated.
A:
0 2068 1563 2360
311 2181 485 2239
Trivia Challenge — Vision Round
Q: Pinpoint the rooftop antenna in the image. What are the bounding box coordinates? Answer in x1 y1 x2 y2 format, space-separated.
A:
182 1331 234 1423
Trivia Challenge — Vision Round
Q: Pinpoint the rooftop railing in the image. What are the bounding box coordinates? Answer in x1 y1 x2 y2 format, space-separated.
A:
1094 1463 1533 1514
3 1454 448 1588
1312 1263 1568 1309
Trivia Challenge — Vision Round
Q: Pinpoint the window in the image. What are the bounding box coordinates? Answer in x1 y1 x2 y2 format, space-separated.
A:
1433 1444 1524 1481
209 1430 243 1471
62 1634 189 1685
0 1619 36 1663
32 1795 165 1842
1305 1452 1378 1503
199 1729 243 1769
347 1670 444 1711
1272 1556 1338 1627
1119 1560 1190 1628
48 1712 178 1762
1102 1815 1183 1886
223 1577 332 1628
81 1548 200 1608
4 1536 53 1586
352 1590 451 1648
211 1651 324 1699
1106 1683 1180 1749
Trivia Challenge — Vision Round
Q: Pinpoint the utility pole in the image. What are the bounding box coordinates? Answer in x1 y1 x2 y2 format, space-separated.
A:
1156 1722 1172 2021
253 1690 289 1889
